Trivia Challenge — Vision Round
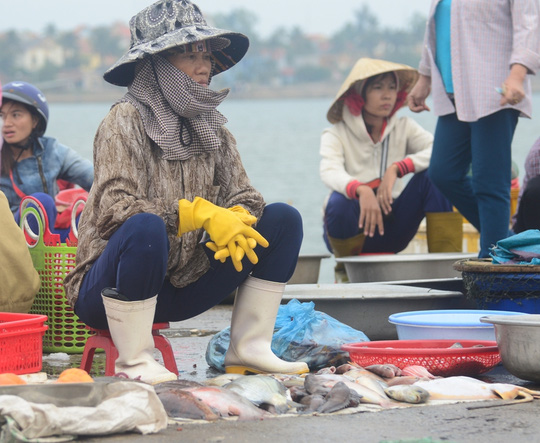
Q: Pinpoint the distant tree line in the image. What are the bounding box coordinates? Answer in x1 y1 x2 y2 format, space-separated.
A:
210 6 427 88
0 5 428 91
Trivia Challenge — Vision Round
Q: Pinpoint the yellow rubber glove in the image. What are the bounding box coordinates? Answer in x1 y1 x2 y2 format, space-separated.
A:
207 231 261 271
178 198 268 271
207 236 259 271
205 205 257 268
227 206 257 227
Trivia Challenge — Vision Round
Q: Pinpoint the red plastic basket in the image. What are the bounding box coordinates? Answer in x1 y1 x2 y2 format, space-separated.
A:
342 339 501 377
0 312 48 374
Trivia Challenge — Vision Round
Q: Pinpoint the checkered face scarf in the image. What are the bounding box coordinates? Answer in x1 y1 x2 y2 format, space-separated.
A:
120 55 229 161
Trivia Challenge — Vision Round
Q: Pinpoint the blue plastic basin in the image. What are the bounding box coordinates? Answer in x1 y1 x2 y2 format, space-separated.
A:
388 309 523 341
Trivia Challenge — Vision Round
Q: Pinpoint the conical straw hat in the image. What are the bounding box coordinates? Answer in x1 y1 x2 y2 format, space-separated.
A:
326 58 419 124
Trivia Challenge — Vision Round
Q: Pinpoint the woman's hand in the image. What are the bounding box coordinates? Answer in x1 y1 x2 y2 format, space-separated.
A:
499 63 527 107
357 186 384 237
378 165 398 215
407 74 431 113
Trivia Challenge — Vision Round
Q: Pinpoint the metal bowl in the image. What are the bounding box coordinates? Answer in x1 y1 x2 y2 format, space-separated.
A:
289 253 330 284
480 314 540 382
337 252 476 283
283 283 469 340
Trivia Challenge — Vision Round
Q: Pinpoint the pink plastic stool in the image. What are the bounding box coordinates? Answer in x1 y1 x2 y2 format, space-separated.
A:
80 322 179 376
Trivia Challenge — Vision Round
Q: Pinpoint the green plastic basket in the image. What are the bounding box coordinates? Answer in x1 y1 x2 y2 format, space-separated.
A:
20 197 93 354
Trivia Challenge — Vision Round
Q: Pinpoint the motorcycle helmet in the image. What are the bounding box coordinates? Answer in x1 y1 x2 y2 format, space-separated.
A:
2 81 49 136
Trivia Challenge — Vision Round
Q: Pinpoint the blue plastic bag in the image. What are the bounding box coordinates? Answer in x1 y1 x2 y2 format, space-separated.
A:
205 298 370 372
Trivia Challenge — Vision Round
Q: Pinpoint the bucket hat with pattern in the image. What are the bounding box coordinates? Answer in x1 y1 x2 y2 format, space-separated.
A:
104 0 249 86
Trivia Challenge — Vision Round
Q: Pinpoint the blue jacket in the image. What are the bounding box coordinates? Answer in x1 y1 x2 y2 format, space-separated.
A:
0 136 94 213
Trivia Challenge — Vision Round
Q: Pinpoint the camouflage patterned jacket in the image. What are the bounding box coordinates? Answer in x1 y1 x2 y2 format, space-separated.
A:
64 102 264 307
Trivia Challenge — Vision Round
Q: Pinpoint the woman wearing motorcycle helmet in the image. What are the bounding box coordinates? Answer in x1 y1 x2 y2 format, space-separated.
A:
0 81 93 240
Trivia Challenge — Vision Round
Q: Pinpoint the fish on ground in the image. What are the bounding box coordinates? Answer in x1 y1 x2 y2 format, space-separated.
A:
350 374 388 399
224 375 294 414
384 385 430 404
184 385 273 420
385 376 422 387
300 393 325 411
155 387 221 420
315 366 337 375
401 365 438 379
414 376 540 402
315 381 362 413
204 373 243 387
304 374 332 396
365 364 402 378
342 367 387 383
288 385 310 403
300 379 361 414
154 380 222 420
269 373 306 388
335 363 357 374
304 374 397 408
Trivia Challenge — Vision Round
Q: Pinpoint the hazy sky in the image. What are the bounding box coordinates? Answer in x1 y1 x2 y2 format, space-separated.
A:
4 0 431 36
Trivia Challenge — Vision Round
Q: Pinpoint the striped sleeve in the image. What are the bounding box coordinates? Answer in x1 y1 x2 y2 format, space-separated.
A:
346 178 382 199
393 158 415 178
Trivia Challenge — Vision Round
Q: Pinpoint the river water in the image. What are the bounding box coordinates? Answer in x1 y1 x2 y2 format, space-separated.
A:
47 94 540 261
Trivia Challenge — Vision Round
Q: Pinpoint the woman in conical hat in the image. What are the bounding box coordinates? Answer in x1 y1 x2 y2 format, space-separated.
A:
64 0 309 384
320 58 461 282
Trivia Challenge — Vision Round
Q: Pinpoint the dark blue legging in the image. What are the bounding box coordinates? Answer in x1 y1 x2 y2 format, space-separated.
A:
429 109 519 257
323 170 452 253
74 202 303 329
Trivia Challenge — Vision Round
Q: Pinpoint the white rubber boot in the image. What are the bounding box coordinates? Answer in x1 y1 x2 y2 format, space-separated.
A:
102 291 177 385
224 276 310 375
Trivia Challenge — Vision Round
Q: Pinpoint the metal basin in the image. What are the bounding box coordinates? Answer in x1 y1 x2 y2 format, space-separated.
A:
366 277 466 294
337 252 476 283
480 314 540 382
0 381 112 407
283 283 470 340
221 253 331 304
289 253 331 284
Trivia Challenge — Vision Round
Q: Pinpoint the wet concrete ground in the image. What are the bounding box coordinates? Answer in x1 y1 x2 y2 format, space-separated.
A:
38 302 540 443
43 304 233 382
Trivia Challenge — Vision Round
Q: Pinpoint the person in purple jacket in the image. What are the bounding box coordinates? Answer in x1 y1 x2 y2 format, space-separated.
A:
408 0 540 258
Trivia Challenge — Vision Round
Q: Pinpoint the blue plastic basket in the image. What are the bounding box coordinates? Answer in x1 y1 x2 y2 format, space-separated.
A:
454 258 540 314
483 297 540 313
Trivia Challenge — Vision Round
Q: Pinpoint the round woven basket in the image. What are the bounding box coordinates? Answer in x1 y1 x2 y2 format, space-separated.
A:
453 259 540 311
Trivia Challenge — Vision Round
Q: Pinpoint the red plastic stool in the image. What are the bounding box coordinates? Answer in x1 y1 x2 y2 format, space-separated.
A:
80 322 179 376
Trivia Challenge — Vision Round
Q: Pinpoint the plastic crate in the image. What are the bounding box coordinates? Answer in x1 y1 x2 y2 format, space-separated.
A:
21 197 93 354
0 312 48 374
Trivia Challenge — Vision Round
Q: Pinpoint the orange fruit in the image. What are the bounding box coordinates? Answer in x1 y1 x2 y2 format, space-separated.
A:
55 368 94 383
0 373 27 385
